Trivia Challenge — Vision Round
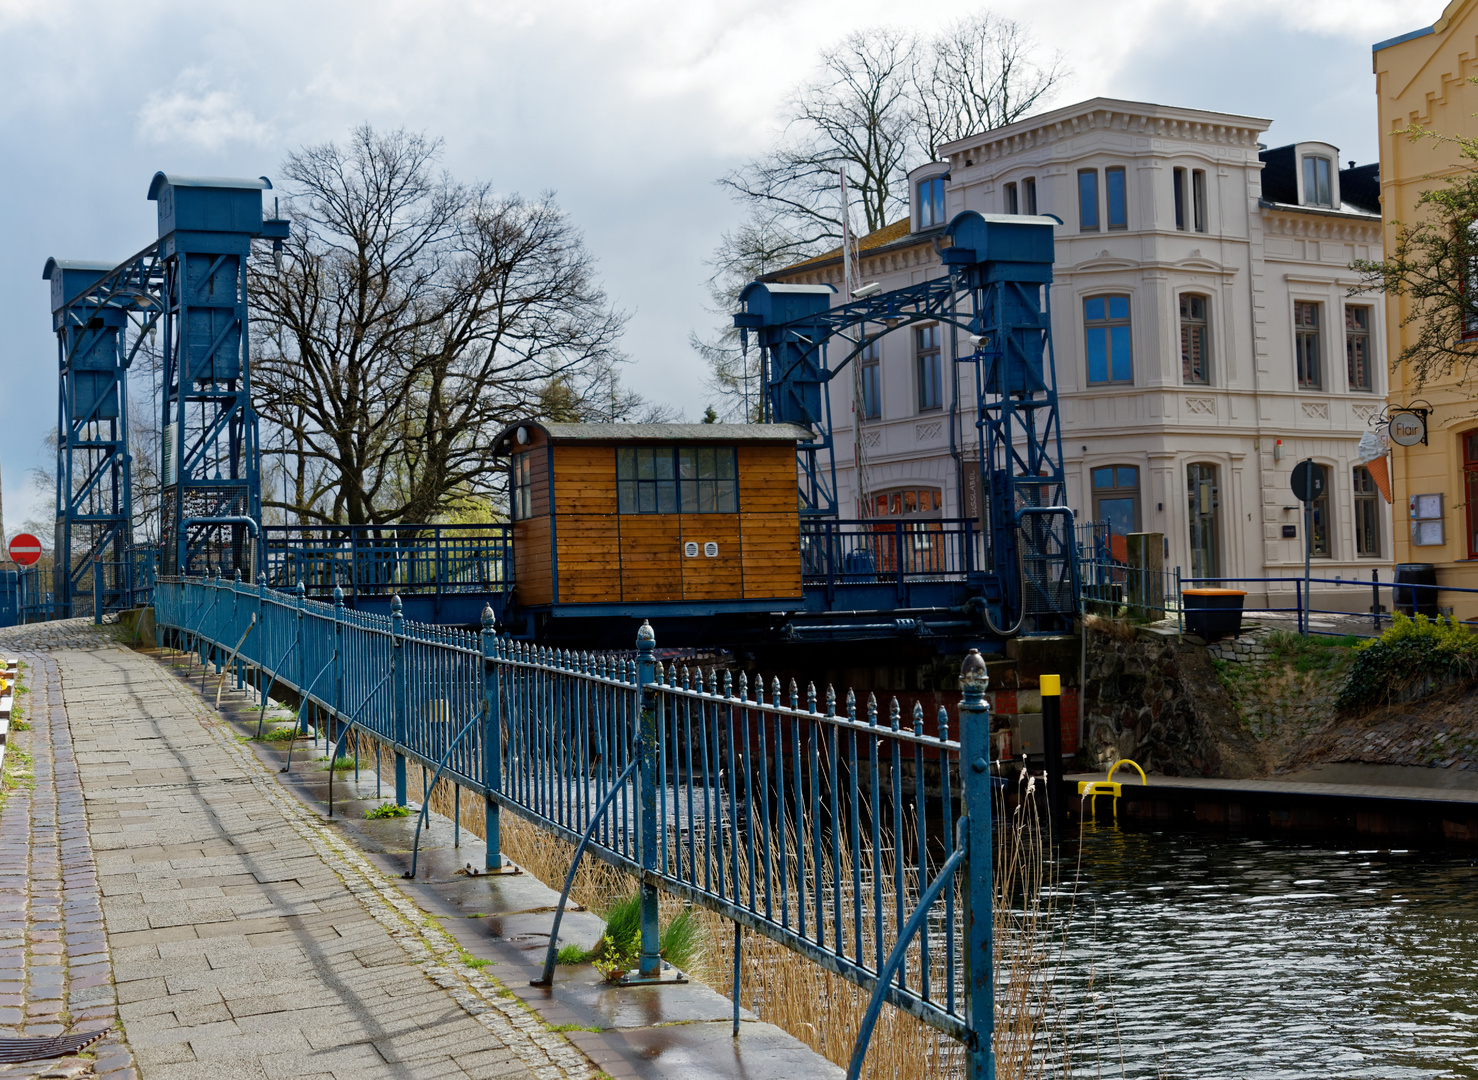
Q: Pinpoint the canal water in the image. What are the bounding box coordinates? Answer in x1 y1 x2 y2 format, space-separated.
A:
1054 826 1478 1078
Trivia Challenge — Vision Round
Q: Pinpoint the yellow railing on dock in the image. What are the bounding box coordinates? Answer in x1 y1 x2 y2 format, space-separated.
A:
1078 758 1147 818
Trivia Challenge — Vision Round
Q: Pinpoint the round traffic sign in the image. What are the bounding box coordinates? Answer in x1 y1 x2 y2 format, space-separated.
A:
8 533 43 567
1290 461 1325 504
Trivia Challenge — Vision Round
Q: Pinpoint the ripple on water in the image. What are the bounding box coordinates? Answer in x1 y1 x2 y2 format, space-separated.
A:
1046 826 1478 1079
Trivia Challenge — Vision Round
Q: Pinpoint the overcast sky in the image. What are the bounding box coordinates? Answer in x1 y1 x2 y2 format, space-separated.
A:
0 0 1428 535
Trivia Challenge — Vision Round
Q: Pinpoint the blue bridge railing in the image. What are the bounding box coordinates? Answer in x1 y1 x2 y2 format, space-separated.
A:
262 524 512 601
152 573 998 1078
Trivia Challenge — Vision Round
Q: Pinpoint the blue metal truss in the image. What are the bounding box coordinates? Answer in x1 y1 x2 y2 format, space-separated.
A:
43 256 154 616
46 174 287 611
734 211 1075 634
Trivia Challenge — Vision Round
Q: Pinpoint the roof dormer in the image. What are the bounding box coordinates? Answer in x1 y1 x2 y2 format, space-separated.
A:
909 162 950 234
1259 142 1342 209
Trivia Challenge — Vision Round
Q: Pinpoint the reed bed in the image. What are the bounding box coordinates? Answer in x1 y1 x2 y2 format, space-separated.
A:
342 729 1116 1080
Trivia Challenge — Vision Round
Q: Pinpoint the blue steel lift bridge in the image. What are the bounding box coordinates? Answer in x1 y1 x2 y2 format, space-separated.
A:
42 174 288 617
735 210 1076 638
37 178 1077 651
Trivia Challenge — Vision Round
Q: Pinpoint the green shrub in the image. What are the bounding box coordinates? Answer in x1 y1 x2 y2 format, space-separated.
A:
1337 612 1478 714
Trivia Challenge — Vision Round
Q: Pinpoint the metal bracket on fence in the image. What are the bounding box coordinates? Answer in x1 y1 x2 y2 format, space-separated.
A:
531 761 639 989
214 614 257 709
326 670 394 819
283 649 340 773
844 839 969 1080
404 707 486 880
254 637 300 739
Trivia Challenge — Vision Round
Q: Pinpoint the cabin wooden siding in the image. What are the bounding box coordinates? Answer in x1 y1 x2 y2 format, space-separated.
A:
551 444 621 603
511 443 554 606
514 438 802 605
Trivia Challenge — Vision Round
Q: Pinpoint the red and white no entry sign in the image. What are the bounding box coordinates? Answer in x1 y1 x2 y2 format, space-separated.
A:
8 533 43 567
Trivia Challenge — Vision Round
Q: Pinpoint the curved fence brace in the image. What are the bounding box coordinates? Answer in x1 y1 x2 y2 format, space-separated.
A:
183 587 223 665
282 649 340 773
844 839 969 1080
403 707 486 880
254 637 300 739
325 670 395 820
531 759 640 989
214 614 257 709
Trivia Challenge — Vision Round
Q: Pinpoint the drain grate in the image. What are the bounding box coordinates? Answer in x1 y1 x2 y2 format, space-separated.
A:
0 1031 109 1064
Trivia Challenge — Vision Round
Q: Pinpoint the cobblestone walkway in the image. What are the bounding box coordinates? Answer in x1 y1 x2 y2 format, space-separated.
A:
0 624 590 1080
0 646 134 1080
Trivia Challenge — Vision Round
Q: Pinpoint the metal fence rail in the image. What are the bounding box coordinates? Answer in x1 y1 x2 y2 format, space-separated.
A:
152 573 996 1078
800 518 979 586
262 524 512 600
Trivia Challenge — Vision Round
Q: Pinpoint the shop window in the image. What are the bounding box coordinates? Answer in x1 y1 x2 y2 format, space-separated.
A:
1092 465 1140 562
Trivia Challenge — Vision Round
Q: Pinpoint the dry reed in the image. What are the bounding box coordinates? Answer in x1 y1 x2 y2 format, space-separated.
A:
344 731 1113 1080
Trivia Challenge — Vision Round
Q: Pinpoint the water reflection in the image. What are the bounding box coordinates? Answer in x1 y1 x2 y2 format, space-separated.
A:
1053 824 1478 1079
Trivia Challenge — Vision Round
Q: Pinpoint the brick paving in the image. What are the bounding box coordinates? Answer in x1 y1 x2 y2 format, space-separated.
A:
0 623 588 1080
0 646 132 1079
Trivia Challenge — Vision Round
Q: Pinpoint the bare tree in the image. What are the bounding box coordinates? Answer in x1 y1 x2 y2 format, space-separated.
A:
251 125 653 527
698 13 1066 415
916 13 1067 161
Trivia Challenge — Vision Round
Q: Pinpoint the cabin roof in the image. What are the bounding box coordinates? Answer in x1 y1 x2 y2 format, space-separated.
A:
493 421 813 455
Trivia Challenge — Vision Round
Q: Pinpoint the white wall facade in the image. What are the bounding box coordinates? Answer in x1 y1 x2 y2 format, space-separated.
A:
777 98 1390 594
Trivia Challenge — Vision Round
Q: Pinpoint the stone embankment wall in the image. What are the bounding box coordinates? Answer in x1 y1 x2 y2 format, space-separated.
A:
1081 620 1261 778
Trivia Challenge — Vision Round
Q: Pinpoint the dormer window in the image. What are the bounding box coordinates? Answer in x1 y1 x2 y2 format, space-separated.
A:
1303 155 1332 207
918 176 946 228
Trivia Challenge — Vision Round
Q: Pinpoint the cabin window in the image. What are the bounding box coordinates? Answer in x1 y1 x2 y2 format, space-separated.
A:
511 453 534 520
617 446 737 514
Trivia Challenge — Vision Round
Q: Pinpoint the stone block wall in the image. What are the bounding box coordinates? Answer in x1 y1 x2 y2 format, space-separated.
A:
1082 621 1262 778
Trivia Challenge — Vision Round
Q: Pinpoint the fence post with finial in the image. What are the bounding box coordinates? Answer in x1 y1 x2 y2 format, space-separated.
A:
392 595 408 808
481 605 502 872
635 619 662 980
959 648 995 1080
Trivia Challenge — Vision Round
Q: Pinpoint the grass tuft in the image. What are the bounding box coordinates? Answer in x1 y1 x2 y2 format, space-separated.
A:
365 802 411 819
555 943 592 966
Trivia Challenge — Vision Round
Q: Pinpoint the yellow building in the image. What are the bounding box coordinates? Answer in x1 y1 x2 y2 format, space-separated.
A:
1376 0 1478 616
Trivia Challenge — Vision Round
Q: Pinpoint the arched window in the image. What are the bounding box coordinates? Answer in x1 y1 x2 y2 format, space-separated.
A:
1180 294 1210 385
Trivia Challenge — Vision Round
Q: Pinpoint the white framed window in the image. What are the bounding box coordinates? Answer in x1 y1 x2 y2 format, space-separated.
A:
1192 170 1208 232
1003 182 1018 215
1106 166 1127 230
1295 301 1322 389
1303 156 1332 207
1180 294 1210 385
916 325 942 410
1078 169 1099 231
1084 296 1132 385
1023 177 1037 215
1345 306 1373 391
918 176 946 228
859 337 881 419
1173 168 1187 231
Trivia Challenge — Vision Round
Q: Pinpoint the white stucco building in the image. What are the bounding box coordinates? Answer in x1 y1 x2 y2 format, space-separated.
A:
771 97 1390 601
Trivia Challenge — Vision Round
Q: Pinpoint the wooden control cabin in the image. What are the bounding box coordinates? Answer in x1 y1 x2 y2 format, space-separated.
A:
492 422 810 610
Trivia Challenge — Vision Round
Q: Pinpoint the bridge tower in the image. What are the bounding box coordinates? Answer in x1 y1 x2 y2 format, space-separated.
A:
149 174 288 579
43 258 138 617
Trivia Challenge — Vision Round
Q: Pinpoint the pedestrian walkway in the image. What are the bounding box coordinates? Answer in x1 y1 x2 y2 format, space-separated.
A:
0 620 842 1080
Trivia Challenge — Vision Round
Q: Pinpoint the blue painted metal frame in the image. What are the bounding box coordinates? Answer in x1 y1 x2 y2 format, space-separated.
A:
155 574 995 1077
735 212 1075 634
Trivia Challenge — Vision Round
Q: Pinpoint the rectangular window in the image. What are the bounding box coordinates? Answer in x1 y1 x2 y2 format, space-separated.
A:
1173 168 1187 231
916 325 942 410
1466 432 1478 559
1084 296 1132 385
1023 177 1037 215
617 446 737 514
1192 170 1207 232
1354 467 1381 557
1303 156 1332 207
1078 169 1099 231
859 337 881 419
1346 306 1372 391
1295 302 1321 389
678 447 738 513
1180 294 1210 385
511 453 534 521
918 176 946 228
1106 166 1127 230
1003 182 1018 215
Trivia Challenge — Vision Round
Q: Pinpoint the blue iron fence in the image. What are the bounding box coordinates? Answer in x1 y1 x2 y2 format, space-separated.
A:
261 524 512 601
800 517 979 587
152 573 996 1079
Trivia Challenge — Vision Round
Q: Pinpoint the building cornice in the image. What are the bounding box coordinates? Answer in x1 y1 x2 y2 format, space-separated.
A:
940 98 1270 171
1259 201 1383 240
